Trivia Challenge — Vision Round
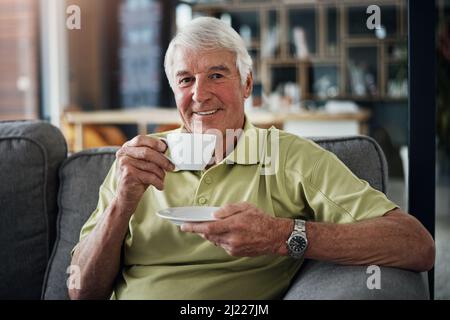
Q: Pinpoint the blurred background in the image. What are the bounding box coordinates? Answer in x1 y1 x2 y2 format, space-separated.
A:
0 0 449 298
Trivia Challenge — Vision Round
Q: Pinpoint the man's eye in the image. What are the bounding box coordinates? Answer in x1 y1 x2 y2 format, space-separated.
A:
210 73 223 79
179 77 192 84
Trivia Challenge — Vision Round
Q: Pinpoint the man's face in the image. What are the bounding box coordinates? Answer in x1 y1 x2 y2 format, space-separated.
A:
171 47 252 135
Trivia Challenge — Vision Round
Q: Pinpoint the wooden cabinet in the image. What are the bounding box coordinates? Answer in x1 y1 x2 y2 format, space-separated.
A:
188 0 408 109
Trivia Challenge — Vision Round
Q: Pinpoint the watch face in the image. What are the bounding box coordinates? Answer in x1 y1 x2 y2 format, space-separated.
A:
291 235 307 253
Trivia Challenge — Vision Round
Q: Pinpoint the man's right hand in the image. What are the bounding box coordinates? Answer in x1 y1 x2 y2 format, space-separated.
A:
114 135 175 215
70 134 174 300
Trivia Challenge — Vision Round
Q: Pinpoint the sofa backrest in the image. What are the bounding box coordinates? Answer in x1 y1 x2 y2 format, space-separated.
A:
42 148 117 299
42 135 388 299
0 120 67 299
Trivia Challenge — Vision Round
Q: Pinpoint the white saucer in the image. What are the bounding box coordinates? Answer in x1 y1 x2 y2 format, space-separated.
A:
156 206 220 225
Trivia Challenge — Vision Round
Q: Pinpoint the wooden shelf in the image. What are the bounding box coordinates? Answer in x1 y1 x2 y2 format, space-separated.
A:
190 0 407 104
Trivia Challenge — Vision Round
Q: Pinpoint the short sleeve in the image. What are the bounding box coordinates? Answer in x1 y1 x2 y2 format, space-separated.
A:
71 160 118 256
283 135 398 224
304 149 397 223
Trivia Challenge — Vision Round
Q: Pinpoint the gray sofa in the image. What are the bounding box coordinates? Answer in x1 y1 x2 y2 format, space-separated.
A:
0 120 429 300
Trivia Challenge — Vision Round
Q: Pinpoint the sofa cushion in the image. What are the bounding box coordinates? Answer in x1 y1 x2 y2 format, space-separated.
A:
0 120 67 299
284 259 429 300
42 148 117 299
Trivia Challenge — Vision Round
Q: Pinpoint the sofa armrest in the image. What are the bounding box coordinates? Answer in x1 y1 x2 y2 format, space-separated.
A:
283 259 429 300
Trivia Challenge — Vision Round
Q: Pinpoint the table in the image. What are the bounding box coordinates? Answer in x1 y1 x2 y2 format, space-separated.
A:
64 108 371 152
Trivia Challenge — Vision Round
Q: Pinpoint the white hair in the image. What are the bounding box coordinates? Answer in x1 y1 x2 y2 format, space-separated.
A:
164 17 253 88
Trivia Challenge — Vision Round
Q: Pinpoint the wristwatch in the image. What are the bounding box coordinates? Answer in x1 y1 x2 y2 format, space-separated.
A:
286 219 308 259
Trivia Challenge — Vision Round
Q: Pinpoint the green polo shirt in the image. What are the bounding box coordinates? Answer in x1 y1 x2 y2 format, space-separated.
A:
76 117 397 300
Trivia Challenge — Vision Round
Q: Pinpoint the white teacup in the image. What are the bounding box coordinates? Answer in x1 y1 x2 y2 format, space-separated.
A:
161 133 216 171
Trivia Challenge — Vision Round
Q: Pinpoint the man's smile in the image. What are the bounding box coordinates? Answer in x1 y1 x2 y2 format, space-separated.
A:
192 109 221 116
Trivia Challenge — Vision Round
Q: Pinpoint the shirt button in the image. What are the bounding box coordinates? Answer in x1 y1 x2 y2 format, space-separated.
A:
198 197 207 205
204 176 213 184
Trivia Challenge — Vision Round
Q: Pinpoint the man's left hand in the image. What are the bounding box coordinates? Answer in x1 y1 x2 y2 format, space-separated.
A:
181 202 293 257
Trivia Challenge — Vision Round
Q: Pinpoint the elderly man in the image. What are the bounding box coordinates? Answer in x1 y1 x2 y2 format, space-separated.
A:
69 17 434 300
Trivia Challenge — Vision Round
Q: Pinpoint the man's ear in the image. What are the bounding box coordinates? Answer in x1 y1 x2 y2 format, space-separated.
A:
243 72 253 99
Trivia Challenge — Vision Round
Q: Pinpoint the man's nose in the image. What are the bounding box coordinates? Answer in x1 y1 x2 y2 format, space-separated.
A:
192 77 212 103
